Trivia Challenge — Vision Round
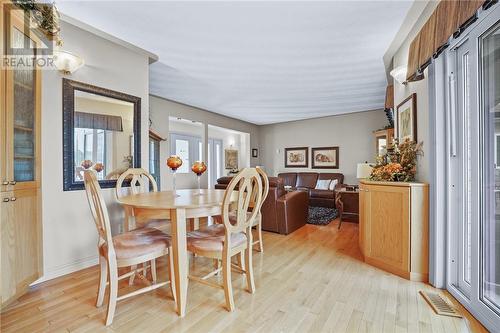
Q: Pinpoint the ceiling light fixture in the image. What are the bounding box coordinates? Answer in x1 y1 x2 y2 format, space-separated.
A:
53 50 84 74
390 65 407 85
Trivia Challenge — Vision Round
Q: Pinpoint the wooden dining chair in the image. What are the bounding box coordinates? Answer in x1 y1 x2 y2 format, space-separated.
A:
84 170 176 326
213 167 269 252
116 168 170 233
186 168 263 311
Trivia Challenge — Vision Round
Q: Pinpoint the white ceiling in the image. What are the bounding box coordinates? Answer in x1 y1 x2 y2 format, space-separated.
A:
57 1 412 125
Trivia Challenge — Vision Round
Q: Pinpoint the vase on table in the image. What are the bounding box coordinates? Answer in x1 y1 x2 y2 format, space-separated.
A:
191 161 207 195
167 155 183 197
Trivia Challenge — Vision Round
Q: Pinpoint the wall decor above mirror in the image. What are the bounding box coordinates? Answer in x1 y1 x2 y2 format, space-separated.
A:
63 79 141 191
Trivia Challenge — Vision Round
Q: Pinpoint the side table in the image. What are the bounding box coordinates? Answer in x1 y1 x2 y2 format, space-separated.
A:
335 187 360 229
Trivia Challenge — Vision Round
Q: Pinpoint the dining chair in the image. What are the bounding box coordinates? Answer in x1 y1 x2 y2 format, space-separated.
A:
213 167 269 252
84 170 176 326
186 168 263 311
116 168 170 232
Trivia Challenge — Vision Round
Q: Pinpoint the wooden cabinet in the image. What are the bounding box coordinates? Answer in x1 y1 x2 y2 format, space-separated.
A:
359 180 428 282
1 4 43 309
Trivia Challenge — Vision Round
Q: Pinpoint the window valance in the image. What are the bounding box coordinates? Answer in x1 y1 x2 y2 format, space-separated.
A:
75 112 123 131
406 0 492 82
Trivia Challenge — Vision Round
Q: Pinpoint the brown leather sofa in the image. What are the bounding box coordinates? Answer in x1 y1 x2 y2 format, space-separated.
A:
277 172 344 208
215 176 308 235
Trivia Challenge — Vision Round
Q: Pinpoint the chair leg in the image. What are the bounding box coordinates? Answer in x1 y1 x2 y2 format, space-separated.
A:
245 248 255 294
213 259 220 275
129 265 137 285
167 248 177 305
106 259 118 326
338 216 343 230
222 251 235 311
151 259 157 284
257 219 264 252
237 251 245 271
96 255 107 307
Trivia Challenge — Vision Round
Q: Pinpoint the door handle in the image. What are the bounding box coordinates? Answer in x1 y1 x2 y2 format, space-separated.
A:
10 197 16 202
2 181 8 185
2 198 10 203
9 181 16 185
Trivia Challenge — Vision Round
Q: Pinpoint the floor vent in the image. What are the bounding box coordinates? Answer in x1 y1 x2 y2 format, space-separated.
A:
419 291 462 318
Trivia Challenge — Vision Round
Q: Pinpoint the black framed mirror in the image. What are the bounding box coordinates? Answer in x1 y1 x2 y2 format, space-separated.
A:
63 79 141 191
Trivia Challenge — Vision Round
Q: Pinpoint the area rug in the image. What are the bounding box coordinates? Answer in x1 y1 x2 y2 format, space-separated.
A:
307 206 338 226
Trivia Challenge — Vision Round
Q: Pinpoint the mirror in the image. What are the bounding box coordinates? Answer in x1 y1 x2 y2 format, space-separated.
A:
63 79 141 191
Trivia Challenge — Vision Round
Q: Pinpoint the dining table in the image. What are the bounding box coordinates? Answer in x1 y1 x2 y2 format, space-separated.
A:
116 188 234 317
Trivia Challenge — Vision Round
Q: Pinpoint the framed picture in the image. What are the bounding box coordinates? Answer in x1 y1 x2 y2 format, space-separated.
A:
252 148 258 158
311 147 339 169
224 149 238 169
395 93 417 142
284 147 308 168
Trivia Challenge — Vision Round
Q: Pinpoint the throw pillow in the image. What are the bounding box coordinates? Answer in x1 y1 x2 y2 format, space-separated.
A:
328 179 338 191
315 179 331 190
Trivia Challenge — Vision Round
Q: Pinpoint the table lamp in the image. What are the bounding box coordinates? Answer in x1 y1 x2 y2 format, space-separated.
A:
357 162 373 180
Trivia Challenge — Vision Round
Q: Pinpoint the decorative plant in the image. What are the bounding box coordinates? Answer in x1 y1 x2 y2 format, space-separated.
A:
13 0 61 41
369 139 423 182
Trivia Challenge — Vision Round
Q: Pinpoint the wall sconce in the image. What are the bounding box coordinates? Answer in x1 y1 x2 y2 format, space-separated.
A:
390 65 407 85
53 50 84 74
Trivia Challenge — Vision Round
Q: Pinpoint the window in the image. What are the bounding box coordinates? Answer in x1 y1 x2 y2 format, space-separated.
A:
149 135 161 189
169 133 202 173
74 128 111 180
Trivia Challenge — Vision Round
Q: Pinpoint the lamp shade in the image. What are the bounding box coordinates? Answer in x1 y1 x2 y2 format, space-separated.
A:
357 163 373 179
53 50 84 74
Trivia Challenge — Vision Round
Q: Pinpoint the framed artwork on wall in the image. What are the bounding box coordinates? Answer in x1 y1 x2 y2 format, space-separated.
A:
224 149 238 169
284 147 308 168
395 93 417 142
311 147 339 169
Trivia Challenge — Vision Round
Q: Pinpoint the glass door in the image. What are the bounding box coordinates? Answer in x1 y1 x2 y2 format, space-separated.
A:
446 8 500 330
480 21 500 317
5 16 41 191
448 37 474 299
207 138 223 188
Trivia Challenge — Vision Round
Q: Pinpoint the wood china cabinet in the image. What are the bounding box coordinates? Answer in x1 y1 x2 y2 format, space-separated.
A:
373 128 394 157
1 4 43 309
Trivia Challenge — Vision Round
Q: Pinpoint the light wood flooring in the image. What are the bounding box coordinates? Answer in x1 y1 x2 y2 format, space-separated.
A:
0 220 488 333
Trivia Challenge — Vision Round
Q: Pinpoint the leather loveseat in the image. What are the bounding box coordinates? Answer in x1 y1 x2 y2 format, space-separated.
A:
277 172 344 208
215 176 308 235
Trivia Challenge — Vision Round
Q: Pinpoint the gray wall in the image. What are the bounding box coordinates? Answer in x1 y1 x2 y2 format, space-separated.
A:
149 96 260 191
40 21 151 282
259 110 387 184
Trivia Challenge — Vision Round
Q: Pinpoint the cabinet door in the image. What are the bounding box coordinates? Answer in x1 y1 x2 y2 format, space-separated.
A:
1 189 41 308
365 185 410 274
0 4 6 192
4 8 41 192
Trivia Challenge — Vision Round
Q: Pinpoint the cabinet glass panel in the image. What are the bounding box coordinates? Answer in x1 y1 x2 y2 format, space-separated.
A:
12 27 36 182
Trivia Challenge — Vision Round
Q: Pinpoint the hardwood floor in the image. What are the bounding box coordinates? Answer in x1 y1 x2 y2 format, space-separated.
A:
0 220 488 333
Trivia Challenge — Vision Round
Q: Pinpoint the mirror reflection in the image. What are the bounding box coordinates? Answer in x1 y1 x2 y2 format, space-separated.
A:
73 90 134 182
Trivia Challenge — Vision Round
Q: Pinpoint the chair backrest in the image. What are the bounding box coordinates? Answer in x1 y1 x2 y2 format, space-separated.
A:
221 168 263 234
255 167 270 212
116 168 158 198
83 170 114 253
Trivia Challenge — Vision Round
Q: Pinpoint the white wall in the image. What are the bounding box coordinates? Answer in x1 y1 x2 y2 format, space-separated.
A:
391 2 438 183
39 21 150 282
149 96 260 191
259 110 387 184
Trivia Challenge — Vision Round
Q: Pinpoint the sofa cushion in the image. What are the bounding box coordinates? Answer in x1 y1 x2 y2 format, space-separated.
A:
310 189 335 199
315 179 331 190
278 173 297 187
318 173 344 185
296 173 318 188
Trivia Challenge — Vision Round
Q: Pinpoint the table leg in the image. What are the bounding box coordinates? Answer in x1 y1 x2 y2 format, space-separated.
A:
171 208 188 316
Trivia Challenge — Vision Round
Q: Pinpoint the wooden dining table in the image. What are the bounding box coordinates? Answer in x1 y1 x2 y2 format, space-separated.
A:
116 188 233 317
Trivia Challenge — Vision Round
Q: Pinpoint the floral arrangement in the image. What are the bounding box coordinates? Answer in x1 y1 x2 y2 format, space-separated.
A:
369 139 423 182
13 0 61 41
